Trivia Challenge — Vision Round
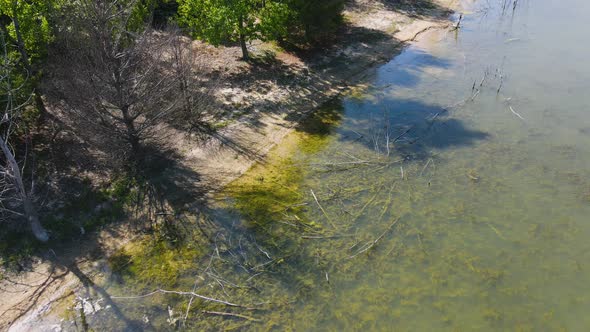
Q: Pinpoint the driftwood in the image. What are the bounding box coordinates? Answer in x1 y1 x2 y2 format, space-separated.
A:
202 310 261 322
348 217 401 259
451 13 463 31
301 234 355 239
497 74 504 94
377 181 397 223
392 125 415 143
112 289 254 309
311 189 337 229
351 183 386 224
508 105 525 120
419 158 432 177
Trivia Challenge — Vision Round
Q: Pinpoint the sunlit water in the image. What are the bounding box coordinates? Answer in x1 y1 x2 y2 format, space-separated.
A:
80 0 590 330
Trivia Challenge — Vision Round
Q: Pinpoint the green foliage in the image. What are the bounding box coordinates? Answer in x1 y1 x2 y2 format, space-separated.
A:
127 0 167 32
258 1 294 41
177 0 345 54
44 177 135 241
108 176 138 205
0 0 53 63
152 0 179 27
287 0 345 43
0 175 134 268
178 0 258 45
0 230 36 270
0 0 67 133
0 0 54 115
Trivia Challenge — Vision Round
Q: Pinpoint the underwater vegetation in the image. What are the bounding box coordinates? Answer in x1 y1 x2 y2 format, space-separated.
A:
73 87 590 331
64 0 590 327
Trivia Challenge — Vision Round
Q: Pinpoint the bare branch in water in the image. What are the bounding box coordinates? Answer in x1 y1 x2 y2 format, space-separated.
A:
112 289 256 309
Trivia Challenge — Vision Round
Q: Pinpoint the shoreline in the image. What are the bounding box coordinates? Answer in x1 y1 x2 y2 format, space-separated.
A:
1 1 458 330
173 12 456 200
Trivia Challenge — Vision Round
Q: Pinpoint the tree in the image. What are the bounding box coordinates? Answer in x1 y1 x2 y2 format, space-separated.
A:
46 0 185 171
0 32 49 242
177 0 345 57
257 1 294 43
284 0 344 44
0 0 65 118
152 0 180 27
0 0 53 71
178 0 260 60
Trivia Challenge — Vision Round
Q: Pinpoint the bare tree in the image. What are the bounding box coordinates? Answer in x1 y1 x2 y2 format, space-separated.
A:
166 24 217 139
46 0 184 170
0 32 49 242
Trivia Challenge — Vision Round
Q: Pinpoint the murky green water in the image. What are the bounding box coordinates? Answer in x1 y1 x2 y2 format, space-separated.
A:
78 0 590 330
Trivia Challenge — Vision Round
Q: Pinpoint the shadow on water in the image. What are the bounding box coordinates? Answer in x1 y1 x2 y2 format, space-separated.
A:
233 24 406 130
309 96 490 162
348 0 453 19
375 48 453 88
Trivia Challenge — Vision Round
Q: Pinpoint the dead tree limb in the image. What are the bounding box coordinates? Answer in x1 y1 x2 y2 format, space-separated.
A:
112 289 255 309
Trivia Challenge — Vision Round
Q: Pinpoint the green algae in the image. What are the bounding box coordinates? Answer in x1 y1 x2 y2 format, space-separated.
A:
225 101 344 234
108 232 202 288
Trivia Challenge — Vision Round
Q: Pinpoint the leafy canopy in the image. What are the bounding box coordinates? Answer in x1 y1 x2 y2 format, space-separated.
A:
0 0 53 63
178 0 262 46
177 0 344 52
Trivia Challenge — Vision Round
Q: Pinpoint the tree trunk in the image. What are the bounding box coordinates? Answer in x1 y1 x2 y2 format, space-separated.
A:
239 33 249 61
23 197 49 242
35 91 48 117
0 138 49 242
120 105 142 167
238 15 249 61
128 133 141 163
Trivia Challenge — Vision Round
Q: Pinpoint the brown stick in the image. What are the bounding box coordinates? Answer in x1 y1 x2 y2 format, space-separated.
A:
202 310 261 322
301 234 355 239
457 14 463 29
112 289 253 309
311 189 337 229
508 105 525 120
392 125 415 143
348 217 400 259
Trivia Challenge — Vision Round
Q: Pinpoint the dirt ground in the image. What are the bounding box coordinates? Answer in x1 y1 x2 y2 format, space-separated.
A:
0 0 459 330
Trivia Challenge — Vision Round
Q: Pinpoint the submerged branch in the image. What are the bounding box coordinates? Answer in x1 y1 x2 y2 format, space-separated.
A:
112 289 254 309
508 105 525 120
311 189 337 229
301 234 356 239
348 217 401 259
202 310 261 322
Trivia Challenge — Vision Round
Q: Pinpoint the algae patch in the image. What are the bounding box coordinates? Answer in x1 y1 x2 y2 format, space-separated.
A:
109 232 202 288
224 102 344 231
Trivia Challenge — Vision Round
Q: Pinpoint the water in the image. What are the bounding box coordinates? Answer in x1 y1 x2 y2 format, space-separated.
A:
82 0 590 330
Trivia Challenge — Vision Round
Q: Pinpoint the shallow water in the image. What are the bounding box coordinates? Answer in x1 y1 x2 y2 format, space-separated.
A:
82 0 590 330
